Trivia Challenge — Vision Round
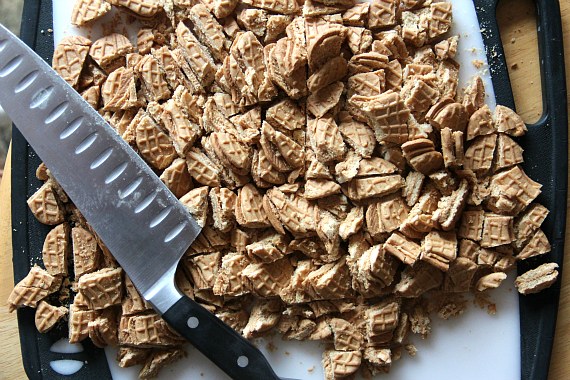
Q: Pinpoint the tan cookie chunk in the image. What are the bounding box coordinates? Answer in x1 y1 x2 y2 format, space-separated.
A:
179 187 209 228
71 0 111 26
307 81 344 118
265 15 293 43
135 114 176 169
402 77 439 113
368 0 397 29
8 266 62 312
427 2 453 39
308 57 348 93
90 33 133 72
52 36 92 89
139 348 186 379
339 206 364 240
266 99 305 131
242 258 294 297
342 3 369 26
403 171 425 207
175 22 216 87
235 184 270 228
188 4 228 62
515 263 559 295
242 0 299 14
122 275 152 316
77 268 123 310
443 257 478 293
304 258 353 300
338 116 376 158
495 133 524 170
401 138 444 175
119 313 184 347
261 122 304 168
267 40 308 99
211 132 252 175
35 300 68 333
494 104 527 137
72 226 101 279
345 175 404 201
365 300 399 345
134 55 171 102
517 229 551 260
346 26 373 55
265 188 315 235
305 18 346 71
209 187 237 232
308 117 347 163
183 251 222 290
242 298 282 339
327 318 363 351
27 182 65 225
41 223 70 276
69 304 97 343
476 272 507 292
107 0 162 17
116 347 151 368
488 166 542 214
101 67 142 111
213 252 251 296
513 203 549 249
88 313 119 348
426 99 468 132
466 105 494 140
349 244 398 296
421 230 457 271
432 179 469 231
480 213 515 248
185 148 221 187
366 196 409 238
350 91 410 144
237 8 268 37
348 51 389 75
384 232 421 265
204 0 238 18
464 134 497 175
457 210 485 241
246 232 289 263
323 350 361 380
159 158 193 198
161 99 202 156
441 128 464 168
395 262 443 298
347 70 385 99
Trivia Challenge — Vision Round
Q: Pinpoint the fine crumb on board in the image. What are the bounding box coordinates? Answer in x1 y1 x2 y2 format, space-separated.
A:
472 59 485 69
308 366 315 373
405 344 418 357
284 351 290 356
266 341 277 353
473 292 498 315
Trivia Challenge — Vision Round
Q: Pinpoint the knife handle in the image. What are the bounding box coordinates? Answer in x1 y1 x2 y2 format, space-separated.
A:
162 295 280 380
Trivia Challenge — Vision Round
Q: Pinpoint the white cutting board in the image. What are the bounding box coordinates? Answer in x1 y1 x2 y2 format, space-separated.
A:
51 1 518 379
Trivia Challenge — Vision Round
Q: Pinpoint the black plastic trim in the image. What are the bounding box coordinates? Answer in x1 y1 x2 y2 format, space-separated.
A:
473 1 568 379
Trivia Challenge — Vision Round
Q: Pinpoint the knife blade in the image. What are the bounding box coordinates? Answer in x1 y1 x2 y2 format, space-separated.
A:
0 23 282 380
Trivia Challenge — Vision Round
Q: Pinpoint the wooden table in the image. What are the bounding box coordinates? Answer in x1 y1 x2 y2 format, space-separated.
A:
1 1 570 379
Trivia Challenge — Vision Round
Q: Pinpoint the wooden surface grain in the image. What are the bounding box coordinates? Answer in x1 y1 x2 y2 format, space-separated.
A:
1 1 569 379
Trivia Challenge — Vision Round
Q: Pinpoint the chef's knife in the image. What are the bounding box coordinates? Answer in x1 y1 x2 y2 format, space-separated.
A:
0 23 282 380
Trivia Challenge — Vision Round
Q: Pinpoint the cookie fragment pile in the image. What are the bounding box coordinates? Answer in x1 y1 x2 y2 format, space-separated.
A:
9 0 559 378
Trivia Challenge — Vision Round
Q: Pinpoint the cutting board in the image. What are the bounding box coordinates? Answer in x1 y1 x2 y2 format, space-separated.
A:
47 1 519 379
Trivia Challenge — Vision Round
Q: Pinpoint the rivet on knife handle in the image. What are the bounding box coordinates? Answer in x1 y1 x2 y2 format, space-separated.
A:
0 23 285 380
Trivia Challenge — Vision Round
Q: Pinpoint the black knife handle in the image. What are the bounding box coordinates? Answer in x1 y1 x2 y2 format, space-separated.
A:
473 1 568 380
162 296 280 380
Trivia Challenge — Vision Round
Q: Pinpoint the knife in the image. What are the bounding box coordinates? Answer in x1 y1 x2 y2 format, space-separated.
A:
0 23 284 380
